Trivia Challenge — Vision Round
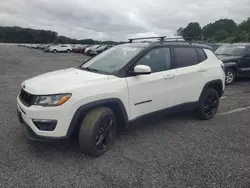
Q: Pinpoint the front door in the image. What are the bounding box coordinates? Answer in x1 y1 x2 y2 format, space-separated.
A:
126 47 177 120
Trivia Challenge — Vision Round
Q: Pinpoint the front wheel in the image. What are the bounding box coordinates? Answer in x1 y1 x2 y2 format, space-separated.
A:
78 107 116 157
225 68 235 85
195 88 219 120
53 49 57 53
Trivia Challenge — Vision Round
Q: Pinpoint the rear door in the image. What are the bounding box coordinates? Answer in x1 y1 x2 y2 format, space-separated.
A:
57 45 64 51
172 47 206 105
238 47 250 76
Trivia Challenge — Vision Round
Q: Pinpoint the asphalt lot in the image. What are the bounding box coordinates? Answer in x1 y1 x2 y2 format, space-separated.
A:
0 44 250 188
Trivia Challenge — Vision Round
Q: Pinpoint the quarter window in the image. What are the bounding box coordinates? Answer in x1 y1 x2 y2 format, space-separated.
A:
196 48 207 62
136 47 172 73
174 47 199 68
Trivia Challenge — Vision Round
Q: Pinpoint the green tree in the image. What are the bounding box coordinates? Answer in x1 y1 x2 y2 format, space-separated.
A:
214 30 228 41
202 19 237 39
182 22 202 40
239 17 250 41
176 27 184 36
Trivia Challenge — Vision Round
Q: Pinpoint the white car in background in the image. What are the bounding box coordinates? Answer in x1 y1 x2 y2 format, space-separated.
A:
48 44 72 53
84 45 100 54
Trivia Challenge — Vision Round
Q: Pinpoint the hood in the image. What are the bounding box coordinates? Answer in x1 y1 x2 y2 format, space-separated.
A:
22 68 109 94
216 55 241 63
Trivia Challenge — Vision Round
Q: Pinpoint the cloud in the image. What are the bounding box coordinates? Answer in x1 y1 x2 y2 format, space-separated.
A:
0 0 249 41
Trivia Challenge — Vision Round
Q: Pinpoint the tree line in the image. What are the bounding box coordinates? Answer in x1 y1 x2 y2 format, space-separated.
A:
0 26 119 44
1 17 249 44
177 17 250 43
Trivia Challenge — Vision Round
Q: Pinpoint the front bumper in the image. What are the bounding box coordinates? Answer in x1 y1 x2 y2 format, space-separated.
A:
17 94 75 139
18 111 67 142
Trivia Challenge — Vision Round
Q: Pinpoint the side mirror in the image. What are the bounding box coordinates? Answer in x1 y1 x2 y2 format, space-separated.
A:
133 65 151 75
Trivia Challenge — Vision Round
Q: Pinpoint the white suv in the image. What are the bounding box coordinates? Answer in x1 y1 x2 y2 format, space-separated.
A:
17 39 225 157
48 44 72 53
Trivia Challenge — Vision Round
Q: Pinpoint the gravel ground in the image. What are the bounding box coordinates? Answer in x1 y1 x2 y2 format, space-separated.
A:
0 44 250 188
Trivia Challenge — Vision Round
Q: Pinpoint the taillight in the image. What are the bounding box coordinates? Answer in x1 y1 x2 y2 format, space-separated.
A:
221 63 225 71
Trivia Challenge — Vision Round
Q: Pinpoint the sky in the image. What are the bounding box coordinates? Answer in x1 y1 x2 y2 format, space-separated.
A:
0 0 249 41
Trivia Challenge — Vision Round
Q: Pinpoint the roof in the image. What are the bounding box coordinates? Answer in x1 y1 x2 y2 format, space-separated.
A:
120 41 212 50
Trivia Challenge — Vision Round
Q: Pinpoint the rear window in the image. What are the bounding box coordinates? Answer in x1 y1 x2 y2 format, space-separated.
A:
196 48 207 62
173 47 199 68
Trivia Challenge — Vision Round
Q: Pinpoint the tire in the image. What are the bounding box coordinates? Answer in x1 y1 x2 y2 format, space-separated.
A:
66 49 71 53
195 88 219 120
225 68 235 85
53 49 57 53
78 107 116 157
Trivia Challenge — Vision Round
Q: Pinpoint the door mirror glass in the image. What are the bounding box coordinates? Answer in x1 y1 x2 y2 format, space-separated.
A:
133 65 151 75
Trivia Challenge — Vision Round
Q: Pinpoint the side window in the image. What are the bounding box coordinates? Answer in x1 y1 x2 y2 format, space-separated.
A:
174 47 199 68
245 47 250 56
136 47 171 73
196 48 207 62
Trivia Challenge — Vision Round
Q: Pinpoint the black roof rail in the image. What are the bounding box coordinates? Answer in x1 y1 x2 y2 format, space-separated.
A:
128 36 166 43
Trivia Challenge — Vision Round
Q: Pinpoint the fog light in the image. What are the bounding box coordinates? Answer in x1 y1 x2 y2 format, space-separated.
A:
32 119 57 131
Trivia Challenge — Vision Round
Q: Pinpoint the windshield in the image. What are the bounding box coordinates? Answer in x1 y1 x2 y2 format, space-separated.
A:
81 45 143 74
215 45 246 56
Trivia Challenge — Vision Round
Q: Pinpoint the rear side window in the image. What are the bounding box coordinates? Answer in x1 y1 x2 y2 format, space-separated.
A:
245 47 250 56
196 48 207 62
173 47 199 68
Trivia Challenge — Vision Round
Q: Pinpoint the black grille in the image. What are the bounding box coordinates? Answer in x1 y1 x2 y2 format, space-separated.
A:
19 89 36 107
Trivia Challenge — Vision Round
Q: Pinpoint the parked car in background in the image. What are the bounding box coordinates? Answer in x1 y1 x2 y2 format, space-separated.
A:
44 44 54 52
47 44 72 53
37 44 47 50
89 45 112 56
205 43 220 51
30 44 39 49
73 45 89 53
84 45 100 54
80 45 90 53
215 43 250 84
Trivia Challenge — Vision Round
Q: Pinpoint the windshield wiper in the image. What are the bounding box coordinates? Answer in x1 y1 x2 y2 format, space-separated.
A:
82 67 99 72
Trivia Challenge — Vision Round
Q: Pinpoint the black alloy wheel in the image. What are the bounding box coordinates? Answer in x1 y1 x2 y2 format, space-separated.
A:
203 93 219 118
95 115 115 151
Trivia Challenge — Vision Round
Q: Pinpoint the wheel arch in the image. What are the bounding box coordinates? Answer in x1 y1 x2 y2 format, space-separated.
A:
224 62 238 73
66 98 129 138
199 80 224 100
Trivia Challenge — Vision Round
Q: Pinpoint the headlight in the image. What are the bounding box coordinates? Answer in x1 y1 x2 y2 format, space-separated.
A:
34 94 71 106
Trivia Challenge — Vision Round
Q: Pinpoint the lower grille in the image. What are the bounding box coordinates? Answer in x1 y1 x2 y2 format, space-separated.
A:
19 89 36 107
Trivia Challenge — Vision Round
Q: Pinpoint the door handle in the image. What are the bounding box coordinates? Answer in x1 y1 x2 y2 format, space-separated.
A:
198 68 207 72
164 74 175 79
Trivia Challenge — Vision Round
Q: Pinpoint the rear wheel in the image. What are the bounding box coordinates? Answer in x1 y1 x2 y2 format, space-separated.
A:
225 68 235 85
66 49 71 53
78 107 116 157
195 88 219 120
